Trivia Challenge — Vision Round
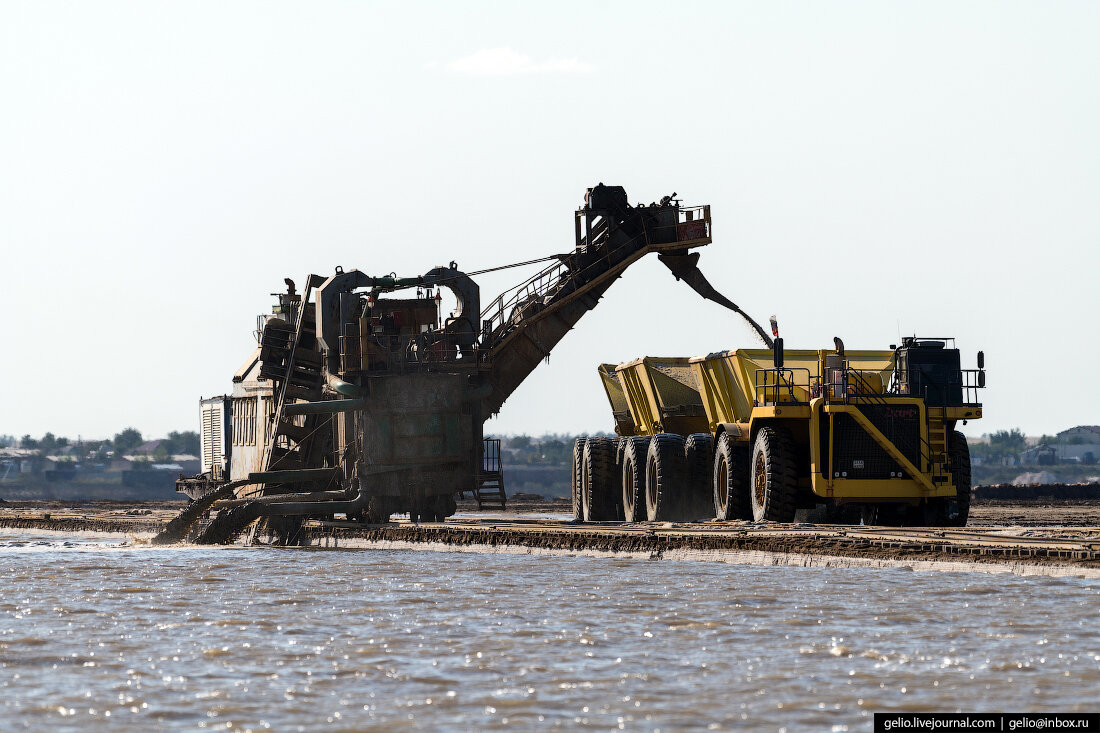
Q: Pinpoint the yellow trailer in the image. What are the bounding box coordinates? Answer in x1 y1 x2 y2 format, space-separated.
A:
600 358 709 437
591 358 713 521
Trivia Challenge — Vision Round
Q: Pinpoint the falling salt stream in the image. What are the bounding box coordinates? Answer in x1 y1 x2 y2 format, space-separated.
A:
0 532 1097 731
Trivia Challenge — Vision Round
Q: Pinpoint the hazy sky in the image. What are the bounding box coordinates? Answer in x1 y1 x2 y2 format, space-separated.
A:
2 1 1097 442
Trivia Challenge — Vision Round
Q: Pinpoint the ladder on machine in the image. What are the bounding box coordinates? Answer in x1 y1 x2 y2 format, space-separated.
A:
473 438 507 510
254 275 337 493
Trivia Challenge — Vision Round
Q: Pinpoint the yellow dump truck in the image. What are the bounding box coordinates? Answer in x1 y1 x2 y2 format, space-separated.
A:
573 337 985 526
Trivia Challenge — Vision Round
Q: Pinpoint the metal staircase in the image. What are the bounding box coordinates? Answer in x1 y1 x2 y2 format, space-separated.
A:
924 407 951 485
473 438 507 510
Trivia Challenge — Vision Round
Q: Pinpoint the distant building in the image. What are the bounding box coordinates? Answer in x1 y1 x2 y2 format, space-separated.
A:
1058 426 1100 442
1021 425 1100 465
133 439 165 455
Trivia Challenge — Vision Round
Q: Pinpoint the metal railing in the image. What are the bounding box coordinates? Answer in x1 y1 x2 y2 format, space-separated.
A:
478 230 647 351
959 369 985 406
835 369 890 405
479 204 712 353
753 367 890 406
479 257 569 347
672 205 711 243
754 368 812 405
481 438 502 474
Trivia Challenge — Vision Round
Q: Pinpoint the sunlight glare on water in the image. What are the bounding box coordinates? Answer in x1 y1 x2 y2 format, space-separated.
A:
0 532 1098 731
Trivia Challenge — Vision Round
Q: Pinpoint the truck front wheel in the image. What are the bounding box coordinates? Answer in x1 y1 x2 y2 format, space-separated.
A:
750 427 798 523
947 430 972 527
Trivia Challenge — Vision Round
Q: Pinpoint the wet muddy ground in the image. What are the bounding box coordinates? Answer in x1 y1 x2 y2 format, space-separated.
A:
2 497 1098 527
1 498 1099 573
969 500 1100 527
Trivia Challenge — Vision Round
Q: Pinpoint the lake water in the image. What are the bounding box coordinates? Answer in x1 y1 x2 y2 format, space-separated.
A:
0 531 1097 731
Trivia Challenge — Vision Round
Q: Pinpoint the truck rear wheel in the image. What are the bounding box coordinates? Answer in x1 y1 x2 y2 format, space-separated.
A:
582 437 618 521
684 433 714 519
750 427 798 522
571 438 585 520
714 432 751 520
646 433 686 521
621 437 649 521
947 430 972 527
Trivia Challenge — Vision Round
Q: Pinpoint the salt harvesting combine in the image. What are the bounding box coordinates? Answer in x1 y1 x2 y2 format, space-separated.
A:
163 184 752 544
161 183 985 545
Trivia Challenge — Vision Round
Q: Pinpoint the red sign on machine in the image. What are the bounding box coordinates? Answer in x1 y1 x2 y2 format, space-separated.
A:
676 220 708 241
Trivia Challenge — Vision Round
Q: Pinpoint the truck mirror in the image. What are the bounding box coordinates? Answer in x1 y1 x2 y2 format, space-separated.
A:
978 371 986 388
977 350 985 369
773 337 784 369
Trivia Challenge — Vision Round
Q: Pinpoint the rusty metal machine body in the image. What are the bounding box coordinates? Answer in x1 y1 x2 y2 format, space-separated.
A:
244 265 488 522
172 184 764 542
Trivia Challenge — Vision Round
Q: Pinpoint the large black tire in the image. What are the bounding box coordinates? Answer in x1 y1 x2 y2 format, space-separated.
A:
582 437 619 521
947 430 972 527
572 438 585 520
713 432 752 520
621 437 649 522
684 433 714 519
749 427 798 522
646 433 686 521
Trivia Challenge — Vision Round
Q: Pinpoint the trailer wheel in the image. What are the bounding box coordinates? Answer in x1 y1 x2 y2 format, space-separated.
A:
714 432 751 520
572 438 586 520
582 437 618 521
947 430 972 527
646 433 686 521
621 437 649 521
684 434 714 519
749 427 798 522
